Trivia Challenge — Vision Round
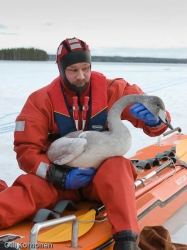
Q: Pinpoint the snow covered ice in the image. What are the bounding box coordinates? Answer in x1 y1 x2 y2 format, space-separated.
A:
0 61 187 186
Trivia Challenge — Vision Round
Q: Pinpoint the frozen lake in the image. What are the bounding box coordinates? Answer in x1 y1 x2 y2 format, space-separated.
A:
0 61 187 186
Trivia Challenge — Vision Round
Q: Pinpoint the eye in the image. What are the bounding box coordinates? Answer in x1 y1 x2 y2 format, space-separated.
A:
83 67 89 71
71 69 77 73
156 104 160 107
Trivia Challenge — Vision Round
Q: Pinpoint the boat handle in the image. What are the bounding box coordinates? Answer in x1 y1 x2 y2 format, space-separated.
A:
29 215 79 250
157 127 182 146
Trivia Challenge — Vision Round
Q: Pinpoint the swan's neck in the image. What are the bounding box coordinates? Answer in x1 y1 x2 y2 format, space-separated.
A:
107 95 140 132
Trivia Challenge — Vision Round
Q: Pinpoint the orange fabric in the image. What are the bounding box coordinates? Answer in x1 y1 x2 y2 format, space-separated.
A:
86 156 139 235
48 72 108 132
48 72 108 119
0 180 8 191
0 157 138 235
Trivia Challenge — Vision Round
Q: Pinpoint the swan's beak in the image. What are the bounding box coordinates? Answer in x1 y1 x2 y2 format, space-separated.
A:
158 109 173 130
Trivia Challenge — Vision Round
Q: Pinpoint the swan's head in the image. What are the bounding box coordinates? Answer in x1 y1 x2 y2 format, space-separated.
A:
142 95 173 130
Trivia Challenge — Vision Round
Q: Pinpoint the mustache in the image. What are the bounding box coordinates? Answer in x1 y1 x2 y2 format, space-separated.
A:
72 78 89 85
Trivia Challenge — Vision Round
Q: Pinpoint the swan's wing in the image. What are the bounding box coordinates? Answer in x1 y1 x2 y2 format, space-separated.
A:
47 137 87 165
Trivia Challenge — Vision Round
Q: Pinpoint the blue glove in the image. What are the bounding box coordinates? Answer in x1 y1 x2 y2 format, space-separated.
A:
65 168 96 190
130 103 161 126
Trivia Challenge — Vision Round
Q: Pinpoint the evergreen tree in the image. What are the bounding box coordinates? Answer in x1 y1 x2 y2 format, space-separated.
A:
0 48 49 61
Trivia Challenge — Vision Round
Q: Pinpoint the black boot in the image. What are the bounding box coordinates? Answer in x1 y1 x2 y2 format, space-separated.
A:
113 230 141 250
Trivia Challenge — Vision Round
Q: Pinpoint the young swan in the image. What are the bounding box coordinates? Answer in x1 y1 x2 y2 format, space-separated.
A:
47 94 171 169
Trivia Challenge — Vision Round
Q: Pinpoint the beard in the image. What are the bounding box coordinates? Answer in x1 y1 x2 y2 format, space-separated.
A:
63 75 90 93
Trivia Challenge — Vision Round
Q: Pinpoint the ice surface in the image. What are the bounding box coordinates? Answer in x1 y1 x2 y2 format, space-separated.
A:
0 61 187 185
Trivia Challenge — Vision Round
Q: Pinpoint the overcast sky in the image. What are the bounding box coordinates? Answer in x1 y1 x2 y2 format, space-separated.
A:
1 0 187 57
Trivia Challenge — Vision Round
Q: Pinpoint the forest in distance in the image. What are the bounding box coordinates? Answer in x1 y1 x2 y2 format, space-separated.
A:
0 48 48 61
0 48 187 64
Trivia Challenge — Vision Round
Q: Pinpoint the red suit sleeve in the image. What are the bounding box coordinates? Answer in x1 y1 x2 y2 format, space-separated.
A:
107 78 171 137
14 86 58 178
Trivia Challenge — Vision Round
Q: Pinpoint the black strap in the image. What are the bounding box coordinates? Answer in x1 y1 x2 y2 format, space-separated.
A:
33 200 78 223
134 160 152 170
80 40 86 50
47 164 72 190
33 209 58 223
59 81 77 130
62 40 71 53
146 158 160 167
132 147 176 170
53 200 78 214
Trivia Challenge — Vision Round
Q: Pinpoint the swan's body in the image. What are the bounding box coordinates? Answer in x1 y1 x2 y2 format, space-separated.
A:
47 94 170 169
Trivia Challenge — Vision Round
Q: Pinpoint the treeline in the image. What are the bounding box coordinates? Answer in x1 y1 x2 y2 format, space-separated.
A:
0 48 49 61
91 56 187 64
1 48 186 63
48 54 187 64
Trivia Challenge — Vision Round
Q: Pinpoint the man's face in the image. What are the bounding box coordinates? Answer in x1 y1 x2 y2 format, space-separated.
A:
65 62 91 87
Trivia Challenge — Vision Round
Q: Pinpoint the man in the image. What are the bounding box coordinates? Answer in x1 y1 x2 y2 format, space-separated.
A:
0 38 170 250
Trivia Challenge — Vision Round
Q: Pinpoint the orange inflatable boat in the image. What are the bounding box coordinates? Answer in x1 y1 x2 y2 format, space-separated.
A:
1 127 187 250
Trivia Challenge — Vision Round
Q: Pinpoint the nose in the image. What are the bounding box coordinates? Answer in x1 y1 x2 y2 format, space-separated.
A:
76 70 85 80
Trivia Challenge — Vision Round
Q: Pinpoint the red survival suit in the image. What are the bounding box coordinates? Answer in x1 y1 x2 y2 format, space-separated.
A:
0 72 170 234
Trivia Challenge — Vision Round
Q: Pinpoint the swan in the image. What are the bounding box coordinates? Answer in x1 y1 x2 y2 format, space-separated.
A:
47 94 172 169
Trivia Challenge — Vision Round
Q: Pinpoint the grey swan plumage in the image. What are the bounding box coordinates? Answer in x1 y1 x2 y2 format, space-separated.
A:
47 94 172 169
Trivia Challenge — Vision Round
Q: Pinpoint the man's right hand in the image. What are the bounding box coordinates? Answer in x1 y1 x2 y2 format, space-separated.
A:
47 164 96 191
130 103 161 126
65 168 96 190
